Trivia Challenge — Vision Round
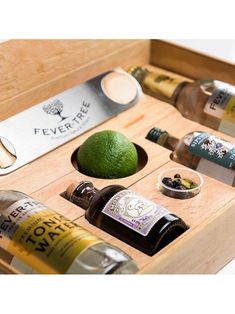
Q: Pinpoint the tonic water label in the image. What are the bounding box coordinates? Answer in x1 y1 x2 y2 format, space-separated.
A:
203 82 235 136
102 190 171 236
143 72 185 99
188 132 235 169
0 198 102 274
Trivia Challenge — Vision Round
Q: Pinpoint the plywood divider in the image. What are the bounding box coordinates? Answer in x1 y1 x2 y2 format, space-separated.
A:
0 93 175 194
31 136 171 221
73 161 235 273
151 40 235 84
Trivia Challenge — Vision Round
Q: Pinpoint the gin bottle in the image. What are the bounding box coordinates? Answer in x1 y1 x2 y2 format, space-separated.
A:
66 181 188 256
146 127 235 187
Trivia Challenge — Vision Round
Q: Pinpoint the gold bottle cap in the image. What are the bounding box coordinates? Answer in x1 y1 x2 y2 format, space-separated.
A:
127 66 147 84
128 65 140 74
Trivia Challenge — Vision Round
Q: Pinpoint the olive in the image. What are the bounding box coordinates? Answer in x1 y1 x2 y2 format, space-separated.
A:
162 177 173 187
172 178 181 188
174 173 181 179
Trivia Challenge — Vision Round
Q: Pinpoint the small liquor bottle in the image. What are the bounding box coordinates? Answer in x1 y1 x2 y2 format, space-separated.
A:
129 66 235 137
146 127 235 187
0 190 138 274
66 182 188 256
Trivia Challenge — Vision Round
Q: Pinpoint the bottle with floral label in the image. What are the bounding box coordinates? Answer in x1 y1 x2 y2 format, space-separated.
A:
129 66 235 137
146 127 235 187
66 181 188 256
0 190 138 274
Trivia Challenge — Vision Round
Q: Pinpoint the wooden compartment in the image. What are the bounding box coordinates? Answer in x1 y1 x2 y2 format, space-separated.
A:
0 39 234 274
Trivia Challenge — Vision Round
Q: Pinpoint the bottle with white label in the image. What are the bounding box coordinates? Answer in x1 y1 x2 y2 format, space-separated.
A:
129 66 235 137
66 182 188 256
0 190 138 274
146 127 235 187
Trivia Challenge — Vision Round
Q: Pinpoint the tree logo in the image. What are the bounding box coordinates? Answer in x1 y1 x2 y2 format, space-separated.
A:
43 99 69 122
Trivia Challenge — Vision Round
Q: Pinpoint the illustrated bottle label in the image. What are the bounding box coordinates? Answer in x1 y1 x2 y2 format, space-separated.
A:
143 72 185 98
102 190 171 236
203 82 235 136
188 132 235 169
0 198 102 274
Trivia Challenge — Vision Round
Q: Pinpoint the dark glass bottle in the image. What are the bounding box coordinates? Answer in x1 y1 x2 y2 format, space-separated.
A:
146 127 235 187
66 181 188 256
129 66 235 137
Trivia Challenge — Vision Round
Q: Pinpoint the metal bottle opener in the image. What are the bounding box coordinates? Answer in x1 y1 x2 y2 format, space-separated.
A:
0 68 142 175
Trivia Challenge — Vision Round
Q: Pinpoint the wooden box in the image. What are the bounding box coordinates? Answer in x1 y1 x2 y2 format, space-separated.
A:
0 40 234 274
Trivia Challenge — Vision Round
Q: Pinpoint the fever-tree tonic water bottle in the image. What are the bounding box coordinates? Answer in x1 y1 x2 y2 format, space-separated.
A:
0 190 138 274
129 66 235 137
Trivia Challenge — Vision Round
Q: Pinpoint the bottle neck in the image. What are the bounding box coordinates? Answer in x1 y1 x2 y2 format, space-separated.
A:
146 128 179 151
69 181 99 210
128 66 187 105
128 66 148 85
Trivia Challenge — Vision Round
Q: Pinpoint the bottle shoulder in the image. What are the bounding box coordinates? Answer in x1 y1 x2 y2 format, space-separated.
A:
93 185 126 204
100 184 126 194
86 185 126 219
181 131 204 147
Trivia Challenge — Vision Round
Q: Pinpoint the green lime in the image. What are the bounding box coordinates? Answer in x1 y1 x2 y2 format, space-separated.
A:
77 130 138 179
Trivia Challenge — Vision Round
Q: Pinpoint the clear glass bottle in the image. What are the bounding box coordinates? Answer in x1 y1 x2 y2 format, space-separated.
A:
129 66 235 137
0 190 138 274
146 127 235 187
66 181 188 256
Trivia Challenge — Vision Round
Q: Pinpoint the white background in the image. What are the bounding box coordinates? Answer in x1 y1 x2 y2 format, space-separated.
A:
171 39 235 64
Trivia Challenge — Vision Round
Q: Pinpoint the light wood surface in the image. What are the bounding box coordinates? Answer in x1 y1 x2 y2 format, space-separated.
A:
0 40 235 274
151 40 235 84
0 94 174 194
0 40 150 120
73 159 235 273
20 103 235 273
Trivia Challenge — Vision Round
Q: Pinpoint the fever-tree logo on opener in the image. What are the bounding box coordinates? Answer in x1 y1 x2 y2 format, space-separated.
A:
43 99 69 122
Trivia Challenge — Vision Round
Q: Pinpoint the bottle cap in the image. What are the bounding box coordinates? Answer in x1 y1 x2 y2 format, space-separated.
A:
128 66 147 84
146 127 168 144
66 181 80 200
66 181 98 209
